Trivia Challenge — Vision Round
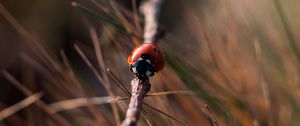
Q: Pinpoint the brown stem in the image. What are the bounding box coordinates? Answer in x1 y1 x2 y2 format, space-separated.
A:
122 0 163 125
121 78 151 126
140 0 164 43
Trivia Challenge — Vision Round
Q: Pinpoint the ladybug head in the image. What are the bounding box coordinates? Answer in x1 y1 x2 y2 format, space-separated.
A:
130 54 155 80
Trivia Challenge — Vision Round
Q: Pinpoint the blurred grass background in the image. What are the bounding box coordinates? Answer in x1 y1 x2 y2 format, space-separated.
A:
1 0 300 126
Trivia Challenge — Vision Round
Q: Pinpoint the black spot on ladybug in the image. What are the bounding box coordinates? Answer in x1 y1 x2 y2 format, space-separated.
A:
141 54 151 60
154 48 157 52
161 61 163 65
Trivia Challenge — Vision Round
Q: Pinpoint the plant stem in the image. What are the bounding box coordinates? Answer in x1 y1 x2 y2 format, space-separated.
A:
121 78 151 126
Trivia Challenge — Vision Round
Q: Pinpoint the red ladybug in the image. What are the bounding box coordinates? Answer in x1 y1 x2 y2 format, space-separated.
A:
128 43 164 79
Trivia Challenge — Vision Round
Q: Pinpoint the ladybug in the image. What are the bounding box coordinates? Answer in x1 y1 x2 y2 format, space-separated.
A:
128 43 164 79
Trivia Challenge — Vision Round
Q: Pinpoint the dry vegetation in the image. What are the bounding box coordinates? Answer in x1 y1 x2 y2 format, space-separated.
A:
0 0 300 126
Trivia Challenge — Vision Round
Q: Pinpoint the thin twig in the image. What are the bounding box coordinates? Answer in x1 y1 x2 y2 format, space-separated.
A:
140 0 164 43
121 78 151 126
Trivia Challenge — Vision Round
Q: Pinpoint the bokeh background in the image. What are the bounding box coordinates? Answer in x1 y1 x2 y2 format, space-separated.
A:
1 0 300 126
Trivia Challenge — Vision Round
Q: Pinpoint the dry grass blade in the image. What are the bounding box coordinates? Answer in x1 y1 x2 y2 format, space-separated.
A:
48 90 194 112
60 49 72 71
1 71 71 126
109 0 141 45
90 27 106 74
50 96 129 112
71 1 122 31
146 90 194 96
0 6 91 125
90 26 121 125
107 69 132 96
273 0 300 63
74 44 105 82
0 92 43 120
131 0 142 32
59 49 113 125
141 110 155 126
74 43 122 125
1 70 33 96
71 1 141 40
201 105 220 126
143 103 186 126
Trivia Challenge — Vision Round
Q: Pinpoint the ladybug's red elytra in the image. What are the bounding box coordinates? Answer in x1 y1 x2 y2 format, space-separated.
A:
128 43 164 79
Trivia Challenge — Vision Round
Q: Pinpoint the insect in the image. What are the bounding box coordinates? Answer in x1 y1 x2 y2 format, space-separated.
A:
128 43 164 79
